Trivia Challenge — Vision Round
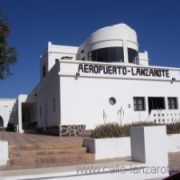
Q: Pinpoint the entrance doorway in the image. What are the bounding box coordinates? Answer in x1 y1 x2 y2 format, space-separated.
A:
148 97 165 113
22 103 37 130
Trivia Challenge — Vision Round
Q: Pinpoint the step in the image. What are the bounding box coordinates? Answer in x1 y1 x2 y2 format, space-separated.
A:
9 147 87 157
9 142 83 151
3 155 95 170
9 153 95 166
1 154 95 171
4 137 95 170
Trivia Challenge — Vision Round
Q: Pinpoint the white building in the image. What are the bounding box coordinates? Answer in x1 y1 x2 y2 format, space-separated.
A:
0 23 180 135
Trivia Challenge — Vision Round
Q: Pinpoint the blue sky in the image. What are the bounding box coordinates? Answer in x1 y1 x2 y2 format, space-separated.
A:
0 0 180 98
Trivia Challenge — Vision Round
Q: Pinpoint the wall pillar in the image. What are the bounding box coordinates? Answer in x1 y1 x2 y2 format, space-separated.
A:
17 95 28 133
130 126 168 168
0 140 8 166
18 100 23 133
123 40 128 64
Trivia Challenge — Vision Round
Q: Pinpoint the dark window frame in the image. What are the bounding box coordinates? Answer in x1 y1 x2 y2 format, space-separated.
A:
109 97 116 105
168 97 178 110
133 97 146 111
88 47 124 63
128 48 138 64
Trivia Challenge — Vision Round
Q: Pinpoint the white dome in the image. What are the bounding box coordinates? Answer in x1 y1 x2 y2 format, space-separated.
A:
90 23 137 44
77 23 139 64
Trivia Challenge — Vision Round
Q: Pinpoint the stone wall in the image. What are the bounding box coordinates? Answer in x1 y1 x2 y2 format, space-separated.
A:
37 125 86 136
59 125 86 136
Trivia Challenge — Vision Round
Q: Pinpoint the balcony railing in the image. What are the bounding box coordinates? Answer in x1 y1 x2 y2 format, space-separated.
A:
149 109 180 124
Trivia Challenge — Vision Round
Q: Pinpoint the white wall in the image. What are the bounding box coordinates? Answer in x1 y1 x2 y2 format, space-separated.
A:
48 45 78 71
60 66 180 129
36 63 61 129
17 94 28 133
131 126 168 167
138 51 149 66
0 99 16 127
84 134 180 160
0 140 8 166
40 42 78 80
84 137 130 160
34 60 180 131
168 134 180 152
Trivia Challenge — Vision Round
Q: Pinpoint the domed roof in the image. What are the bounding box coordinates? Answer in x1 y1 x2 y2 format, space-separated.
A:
94 23 135 35
77 23 139 61
79 23 137 48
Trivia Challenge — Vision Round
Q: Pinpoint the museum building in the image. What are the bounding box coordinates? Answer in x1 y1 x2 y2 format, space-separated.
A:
0 23 180 135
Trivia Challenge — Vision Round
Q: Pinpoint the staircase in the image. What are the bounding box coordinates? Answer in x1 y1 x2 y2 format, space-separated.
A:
5 138 94 170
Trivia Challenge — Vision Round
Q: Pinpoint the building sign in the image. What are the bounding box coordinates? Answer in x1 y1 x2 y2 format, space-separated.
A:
78 64 170 78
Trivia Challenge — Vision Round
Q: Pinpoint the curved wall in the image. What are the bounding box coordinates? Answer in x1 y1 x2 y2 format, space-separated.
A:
77 23 139 64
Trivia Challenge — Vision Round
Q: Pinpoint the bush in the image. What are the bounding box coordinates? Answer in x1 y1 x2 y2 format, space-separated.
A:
167 122 180 134
91 122 180 138
91 122 154 138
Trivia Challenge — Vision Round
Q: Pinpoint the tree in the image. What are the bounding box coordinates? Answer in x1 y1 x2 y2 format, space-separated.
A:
0 12 17 79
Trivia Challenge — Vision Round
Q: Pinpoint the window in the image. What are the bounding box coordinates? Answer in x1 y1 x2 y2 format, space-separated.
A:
168 97 178 109
88 52 92 60
109 97 116 105
134 97 145 111
148 97 165 113
128 48 138 64
53 97 56 112
88 47 124 63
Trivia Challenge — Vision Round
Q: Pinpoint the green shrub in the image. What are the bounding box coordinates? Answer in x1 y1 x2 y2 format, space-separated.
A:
91 121 180 138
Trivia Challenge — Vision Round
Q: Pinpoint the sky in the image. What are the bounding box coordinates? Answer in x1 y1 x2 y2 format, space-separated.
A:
0 0 180 98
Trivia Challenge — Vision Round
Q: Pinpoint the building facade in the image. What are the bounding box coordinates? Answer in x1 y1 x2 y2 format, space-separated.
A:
0 23 180 135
